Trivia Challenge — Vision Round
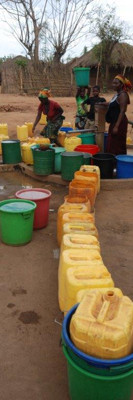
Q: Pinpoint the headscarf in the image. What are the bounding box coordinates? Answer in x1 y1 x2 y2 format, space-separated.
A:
115 75 132 91
38 88 51 99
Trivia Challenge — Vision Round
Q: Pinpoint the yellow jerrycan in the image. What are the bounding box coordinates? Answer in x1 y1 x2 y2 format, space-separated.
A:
69 179 96 210
17 125 28 141
64 136 81 151
58 248 105 312
61 233 100 253
64 267 114 314
35 137 50 144
39 113 47 125
80 165 100 192
63 221 98 239
70 290 133 359
74 170 98 195
59 263 113 313
57 203 89 246
76 287 123 303
25 122 33 137
64 195 91 212
0 123 8 136
60 212 95 247
21 142 36 164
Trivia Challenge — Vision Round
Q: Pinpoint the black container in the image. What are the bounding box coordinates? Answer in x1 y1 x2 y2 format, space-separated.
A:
92 153 115 179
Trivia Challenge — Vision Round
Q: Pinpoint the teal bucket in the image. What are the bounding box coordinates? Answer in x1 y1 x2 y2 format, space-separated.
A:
52 147 65 173
63 346 133 400
0 199 36 246
73 67 90 87
77 133 95 145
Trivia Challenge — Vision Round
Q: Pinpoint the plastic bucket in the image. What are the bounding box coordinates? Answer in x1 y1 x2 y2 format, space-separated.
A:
2 140 22 164
77 133 95 145
61 152 84 181
92 153 115 179
82 153 91 165
60 127 73 133
116 155 133 178
15 189 51 229
63 346 133 400
52 147 65 173
0 199 36 245
32 146 55 175
75 144 100 155
73 67 90 87
62 304 133 376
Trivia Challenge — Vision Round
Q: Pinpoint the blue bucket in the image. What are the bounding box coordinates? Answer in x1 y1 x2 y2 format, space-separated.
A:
62 304 133 375
116 155 133 178
60 127 73 133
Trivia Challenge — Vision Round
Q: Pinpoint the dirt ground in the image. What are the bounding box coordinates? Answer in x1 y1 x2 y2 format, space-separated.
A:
0 92 133 138
0 94 133 400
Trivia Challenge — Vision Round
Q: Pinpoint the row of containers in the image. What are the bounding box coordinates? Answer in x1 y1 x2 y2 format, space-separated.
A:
56 165 133 399
1 130 133 179
0 188 52 246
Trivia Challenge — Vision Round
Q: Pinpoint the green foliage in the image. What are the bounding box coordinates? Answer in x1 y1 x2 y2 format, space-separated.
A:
15 59 27 68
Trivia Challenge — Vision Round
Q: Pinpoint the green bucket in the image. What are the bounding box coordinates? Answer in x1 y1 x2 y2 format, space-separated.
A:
73 67 90 87
63 346 133 400
32 146 55 175
77 133 95 145
2 140 22 164
61 151 84 181
0 199 36 245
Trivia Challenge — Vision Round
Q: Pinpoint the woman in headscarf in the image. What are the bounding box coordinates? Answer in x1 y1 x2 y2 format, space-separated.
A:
32 88 65 143
105 75 132 155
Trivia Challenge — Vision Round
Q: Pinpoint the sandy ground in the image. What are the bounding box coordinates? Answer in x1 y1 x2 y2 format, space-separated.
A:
0 94 133 399
0 92 133 138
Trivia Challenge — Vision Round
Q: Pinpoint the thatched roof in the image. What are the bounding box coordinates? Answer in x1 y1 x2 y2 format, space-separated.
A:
69 42 133 69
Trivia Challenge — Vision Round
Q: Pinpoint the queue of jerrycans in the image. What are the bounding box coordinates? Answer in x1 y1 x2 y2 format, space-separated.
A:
57 202 91 246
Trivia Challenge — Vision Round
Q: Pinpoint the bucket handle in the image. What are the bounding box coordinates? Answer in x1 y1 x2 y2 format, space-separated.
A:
22 212 31 219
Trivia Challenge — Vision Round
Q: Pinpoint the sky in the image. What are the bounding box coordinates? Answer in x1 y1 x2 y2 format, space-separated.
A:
0 0 132 59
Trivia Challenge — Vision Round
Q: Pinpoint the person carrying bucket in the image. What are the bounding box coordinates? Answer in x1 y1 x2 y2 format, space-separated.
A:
32 88 65 143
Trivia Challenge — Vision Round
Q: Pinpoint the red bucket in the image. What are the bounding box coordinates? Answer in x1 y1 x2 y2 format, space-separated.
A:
15 188 51 229
74 145 100 155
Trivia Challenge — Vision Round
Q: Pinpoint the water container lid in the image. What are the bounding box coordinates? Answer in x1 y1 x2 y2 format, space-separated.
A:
0 200 36 213
16 189 51 200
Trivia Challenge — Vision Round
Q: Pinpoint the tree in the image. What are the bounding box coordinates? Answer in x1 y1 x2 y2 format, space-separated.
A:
0 0 48 64
43 0 94 63
90 5 128 89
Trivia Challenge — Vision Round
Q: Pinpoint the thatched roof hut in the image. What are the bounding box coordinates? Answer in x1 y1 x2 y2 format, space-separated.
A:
69 42 133 89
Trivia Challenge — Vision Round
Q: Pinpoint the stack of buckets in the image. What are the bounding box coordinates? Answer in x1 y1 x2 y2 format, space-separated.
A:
57 163 133 400
0 189 51 246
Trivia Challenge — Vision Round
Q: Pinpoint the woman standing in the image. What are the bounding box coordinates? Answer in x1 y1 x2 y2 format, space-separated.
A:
106 75 132 155
32 88 65 143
